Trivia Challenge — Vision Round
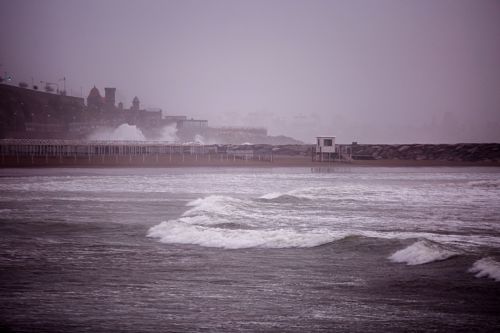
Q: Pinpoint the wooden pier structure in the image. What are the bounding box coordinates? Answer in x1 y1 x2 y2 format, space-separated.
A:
0 139 275 167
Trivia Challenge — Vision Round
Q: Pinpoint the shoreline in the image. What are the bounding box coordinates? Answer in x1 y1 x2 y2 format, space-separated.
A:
1 155 499 168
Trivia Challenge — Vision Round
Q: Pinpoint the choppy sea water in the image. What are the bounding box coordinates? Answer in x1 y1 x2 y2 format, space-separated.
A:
0 167 499 332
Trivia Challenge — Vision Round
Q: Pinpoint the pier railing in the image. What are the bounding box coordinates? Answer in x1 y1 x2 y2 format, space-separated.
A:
0 139 274 165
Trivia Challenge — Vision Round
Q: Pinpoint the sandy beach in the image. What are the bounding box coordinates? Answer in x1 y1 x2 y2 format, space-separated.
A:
2 154 499 168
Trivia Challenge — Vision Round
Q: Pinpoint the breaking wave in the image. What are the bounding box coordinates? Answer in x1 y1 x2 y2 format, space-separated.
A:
148 220 341 249
468 257 500 282
256 187 335 203
147 193 350 248
258 192 312 203
388 240 459 265
147 190 500 250
184 195 248 218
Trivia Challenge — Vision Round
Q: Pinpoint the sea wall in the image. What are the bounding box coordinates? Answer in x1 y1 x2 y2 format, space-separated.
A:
351 143 500 162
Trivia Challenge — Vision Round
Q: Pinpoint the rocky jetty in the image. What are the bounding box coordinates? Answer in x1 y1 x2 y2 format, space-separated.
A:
218 143 500 162
351 143 500 162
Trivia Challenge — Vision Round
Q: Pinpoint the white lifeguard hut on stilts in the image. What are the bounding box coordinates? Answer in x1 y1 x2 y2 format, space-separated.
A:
314 136 337 162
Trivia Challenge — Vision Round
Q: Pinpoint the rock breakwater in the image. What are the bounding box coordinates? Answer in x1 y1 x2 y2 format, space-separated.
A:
351 143 500 162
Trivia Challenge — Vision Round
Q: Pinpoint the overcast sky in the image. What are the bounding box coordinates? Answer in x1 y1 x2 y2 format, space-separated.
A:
1 0 499 143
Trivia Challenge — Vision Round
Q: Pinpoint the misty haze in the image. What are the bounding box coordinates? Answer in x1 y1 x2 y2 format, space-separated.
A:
1 1 500 333
1 0 500 143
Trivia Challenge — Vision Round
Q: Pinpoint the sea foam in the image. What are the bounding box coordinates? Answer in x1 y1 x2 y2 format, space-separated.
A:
184 195 246 216
468 257 500 282
148 193 345 248
147 220 340 249
389 240 458 265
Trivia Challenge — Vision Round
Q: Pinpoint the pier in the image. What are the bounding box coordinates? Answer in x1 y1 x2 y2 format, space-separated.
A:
3 139 496 167
0 139 275 167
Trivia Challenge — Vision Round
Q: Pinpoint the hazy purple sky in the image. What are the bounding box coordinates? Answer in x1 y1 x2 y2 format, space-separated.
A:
1 0 499 143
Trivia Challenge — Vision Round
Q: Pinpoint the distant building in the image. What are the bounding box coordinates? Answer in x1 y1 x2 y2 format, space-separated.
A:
87 86 104 109
0 83 85 138
164 115 187 123
131 96 140 111
1 82 305 144
178 118 208 129
104 87 116 109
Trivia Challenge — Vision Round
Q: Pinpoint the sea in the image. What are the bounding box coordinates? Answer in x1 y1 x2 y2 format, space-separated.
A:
0 166 499 332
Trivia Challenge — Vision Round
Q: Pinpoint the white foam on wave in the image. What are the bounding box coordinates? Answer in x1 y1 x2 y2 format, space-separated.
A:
148 193 344 249
179 193 316 230
259 192 284 200
389 240 459 265
360 229 500 250
259 188 318 201
186 195 244 210
149 192 500 250
468 257 500 282
183 195 254 221
147 220 342 249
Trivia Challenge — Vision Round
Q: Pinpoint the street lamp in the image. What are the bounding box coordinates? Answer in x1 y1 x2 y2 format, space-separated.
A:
58 77 66 94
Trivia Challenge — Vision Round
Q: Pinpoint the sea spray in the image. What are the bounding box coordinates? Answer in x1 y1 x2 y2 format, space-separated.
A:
88 124 146 141
159 124 178 141
194 134 205 144
87 123 178 141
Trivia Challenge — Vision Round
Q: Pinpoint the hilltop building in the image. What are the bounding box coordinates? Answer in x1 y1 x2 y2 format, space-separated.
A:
0 83 177 139
0 82 301 144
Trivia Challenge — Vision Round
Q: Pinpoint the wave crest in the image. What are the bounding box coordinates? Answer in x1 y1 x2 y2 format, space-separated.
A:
467 180 500 188
258 193 312 203
147 220 341 249
184 195 248 217
389 240 459 265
